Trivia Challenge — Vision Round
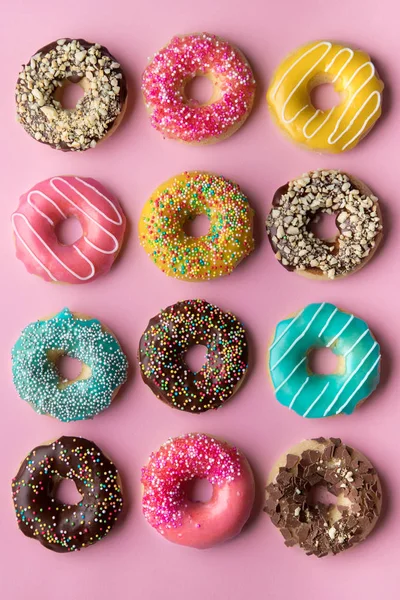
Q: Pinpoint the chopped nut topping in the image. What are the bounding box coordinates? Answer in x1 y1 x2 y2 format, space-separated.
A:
16 39 126 151
266 170 382 279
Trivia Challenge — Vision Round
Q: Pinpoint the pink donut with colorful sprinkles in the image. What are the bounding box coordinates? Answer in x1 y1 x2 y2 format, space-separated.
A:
142 33 256 144
141 433 255 548
12 176 126 284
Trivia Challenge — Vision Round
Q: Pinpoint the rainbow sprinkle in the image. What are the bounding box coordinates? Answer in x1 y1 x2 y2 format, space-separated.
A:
139 172 254 280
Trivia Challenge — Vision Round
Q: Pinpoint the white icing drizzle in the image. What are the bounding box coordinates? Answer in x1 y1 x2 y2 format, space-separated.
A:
289 377 310 410
335 355 381 414
326 315 354 348
12 177 123 282
323 341 378 416
269 309 304 350
272 42 382 150
303 382 330 417
318 307 338 337
271 303 326 371
275 356 307 393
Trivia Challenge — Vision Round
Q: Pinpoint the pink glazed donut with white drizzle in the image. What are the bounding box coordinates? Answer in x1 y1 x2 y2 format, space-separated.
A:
141 433 255 548
142 33 256 144
12 176 126 284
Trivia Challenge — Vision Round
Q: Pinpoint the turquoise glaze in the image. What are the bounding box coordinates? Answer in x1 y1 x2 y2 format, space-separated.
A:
268 303 380 418
12 308 128 422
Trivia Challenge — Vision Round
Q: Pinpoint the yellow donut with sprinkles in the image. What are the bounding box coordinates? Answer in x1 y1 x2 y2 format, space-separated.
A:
138 171 254 280
267 40 384 153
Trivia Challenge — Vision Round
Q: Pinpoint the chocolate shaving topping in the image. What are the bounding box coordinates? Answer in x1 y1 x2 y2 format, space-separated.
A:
265 170 382 279
264 438 382 557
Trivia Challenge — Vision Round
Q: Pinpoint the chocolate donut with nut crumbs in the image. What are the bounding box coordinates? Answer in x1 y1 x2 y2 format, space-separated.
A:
12 436 124 552
16 38 127 151
264 438 382 557
138 299 248 413
266 170 383 280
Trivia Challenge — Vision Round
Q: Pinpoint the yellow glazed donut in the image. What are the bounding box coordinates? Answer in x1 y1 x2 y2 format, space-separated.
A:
267 41 384 153
139 171 254 281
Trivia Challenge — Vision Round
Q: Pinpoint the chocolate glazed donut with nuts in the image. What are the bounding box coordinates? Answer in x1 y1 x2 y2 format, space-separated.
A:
264 438 382 557
266 170 383 280
16 38 128 151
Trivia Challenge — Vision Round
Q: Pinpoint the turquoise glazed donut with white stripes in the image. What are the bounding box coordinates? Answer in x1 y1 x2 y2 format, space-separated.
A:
268 302 380 418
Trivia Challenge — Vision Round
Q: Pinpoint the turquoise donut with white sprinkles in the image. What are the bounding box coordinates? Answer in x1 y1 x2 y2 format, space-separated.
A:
268 303 380 418
12 308 128 422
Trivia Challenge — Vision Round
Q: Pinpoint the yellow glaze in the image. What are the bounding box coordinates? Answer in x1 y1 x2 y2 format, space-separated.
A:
267 41 384 153
138 171 254 281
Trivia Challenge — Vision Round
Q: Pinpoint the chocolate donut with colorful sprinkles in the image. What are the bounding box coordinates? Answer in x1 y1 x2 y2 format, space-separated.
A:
138 299 248 412
12 436 124 552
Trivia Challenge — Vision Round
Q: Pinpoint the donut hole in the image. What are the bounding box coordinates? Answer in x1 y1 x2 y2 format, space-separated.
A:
51 353 92 389
309 212 338 241
184 75 214 105
55 216 83 245
185 478 213 503
183 214 210 238
310 82 342 111
307 484 338 508
53 77 87 110
184 344 208 373
308 347 339 375
55 478 83 505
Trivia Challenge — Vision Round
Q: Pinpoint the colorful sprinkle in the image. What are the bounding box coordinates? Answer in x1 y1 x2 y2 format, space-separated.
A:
141 433 243 530
139 300 248 412
142 33 256 143
12 437 123 552
139 172 254 281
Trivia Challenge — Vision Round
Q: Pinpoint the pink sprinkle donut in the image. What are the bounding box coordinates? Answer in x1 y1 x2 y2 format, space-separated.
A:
142 33 256 144
141 433 255 548
12 176 126 284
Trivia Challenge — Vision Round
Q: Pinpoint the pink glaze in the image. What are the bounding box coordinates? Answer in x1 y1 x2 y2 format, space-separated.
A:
142 33 256 143
12 176 126 284
141 433 255 548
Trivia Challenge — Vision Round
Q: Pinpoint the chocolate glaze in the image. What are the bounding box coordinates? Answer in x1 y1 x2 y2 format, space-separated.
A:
264 438 382 557
12 436 123 552
18 39 127 152
138 300 248 413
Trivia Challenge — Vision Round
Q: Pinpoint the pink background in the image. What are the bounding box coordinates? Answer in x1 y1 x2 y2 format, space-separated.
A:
1 1 399 598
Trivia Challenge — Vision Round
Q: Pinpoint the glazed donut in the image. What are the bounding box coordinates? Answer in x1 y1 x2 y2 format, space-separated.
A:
267 41 384 152
12 436 123 552
139 171 254 280
266 170 383 280
142 33 256 144
16 38 127 151
138 299 248 413
264 438 382 557
268 302 381 418
12 176 126 284
141 433 255 548
12 308 128 422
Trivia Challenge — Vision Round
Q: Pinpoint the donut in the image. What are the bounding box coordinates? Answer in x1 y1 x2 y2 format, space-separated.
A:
267 41 384 152
12 308 128 422
264 438 382 557
268 302 381 418
142 33 256 144
266 170 383 280
138 299 248 413
16 38 127 151
139 171 254 280
141 433 255 548
12 436 123 552
12 176 126 284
